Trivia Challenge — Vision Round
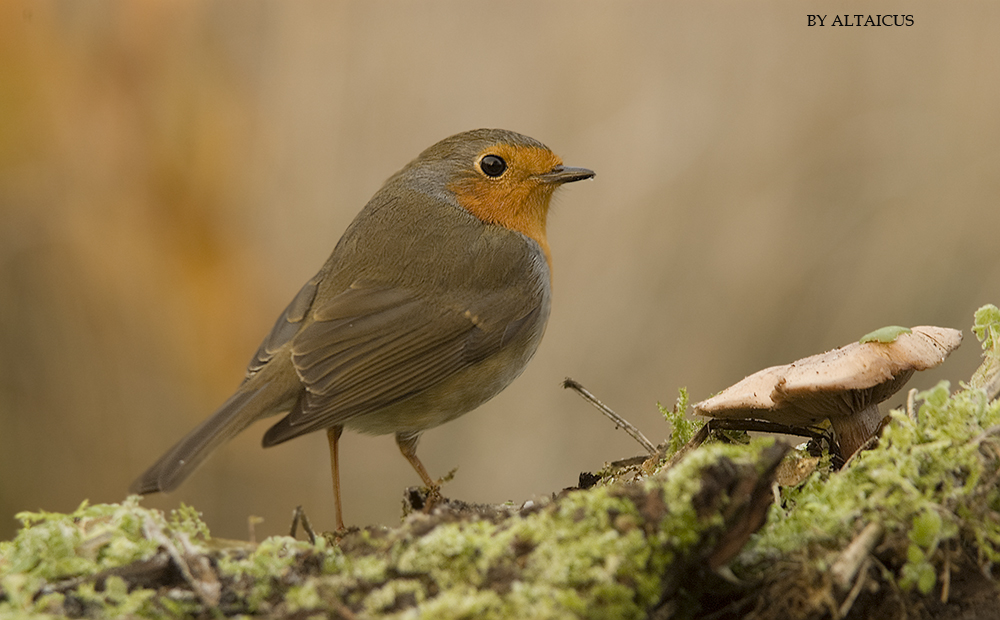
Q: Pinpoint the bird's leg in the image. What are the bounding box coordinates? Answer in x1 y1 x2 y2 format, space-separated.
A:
396 432 441 511
395 431 437 487
326 425 346 531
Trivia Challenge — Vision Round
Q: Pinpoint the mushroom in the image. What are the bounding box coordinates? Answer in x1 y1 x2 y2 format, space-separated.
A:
692 326 963 458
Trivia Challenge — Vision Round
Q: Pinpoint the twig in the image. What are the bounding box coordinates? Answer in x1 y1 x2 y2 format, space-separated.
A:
869 554 909 620
563 378 658 455
247 515 264 545
702 418 828 441
661 424 710 471
841 432 881 469
289 505 317 544
941 543 951 603
838 556 872 619
142 519 221 607
831 522 884 590
907 388 918 423
987 370 1000 402
660 418 828 474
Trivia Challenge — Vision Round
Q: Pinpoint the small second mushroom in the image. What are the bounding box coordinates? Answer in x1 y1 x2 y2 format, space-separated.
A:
692 326 963 459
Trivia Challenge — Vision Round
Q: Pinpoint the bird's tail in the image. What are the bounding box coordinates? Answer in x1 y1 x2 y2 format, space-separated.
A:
129 383 273 495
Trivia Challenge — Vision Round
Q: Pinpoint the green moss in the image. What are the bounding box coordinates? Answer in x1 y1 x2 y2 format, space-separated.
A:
1 439 780 619
971 304 1000 392
400 586 503 620
72 575 158 616
660 387 699 455
284 580 323 612
215 534 322 612
5 499 143 570
973 304 1000 352
362 579 427 615
0 497 205 617
387 480 670 618
741 380 1000 592
169 503 211 541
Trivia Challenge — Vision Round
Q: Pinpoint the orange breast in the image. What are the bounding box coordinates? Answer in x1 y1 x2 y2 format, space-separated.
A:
448 145 564 271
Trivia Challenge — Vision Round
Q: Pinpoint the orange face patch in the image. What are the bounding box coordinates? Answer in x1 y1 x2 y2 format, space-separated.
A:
447 144 565 269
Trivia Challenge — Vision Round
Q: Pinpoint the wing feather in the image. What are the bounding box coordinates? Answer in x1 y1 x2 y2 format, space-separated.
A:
264 283 540 441
244 274 321 379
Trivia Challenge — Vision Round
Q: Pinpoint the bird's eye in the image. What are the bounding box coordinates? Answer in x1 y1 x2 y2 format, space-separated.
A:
479 154 507 178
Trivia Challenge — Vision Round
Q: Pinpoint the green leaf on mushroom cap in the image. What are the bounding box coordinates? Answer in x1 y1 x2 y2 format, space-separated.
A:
860 325 912 344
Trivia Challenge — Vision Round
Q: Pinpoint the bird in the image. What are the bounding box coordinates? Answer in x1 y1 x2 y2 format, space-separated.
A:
130 128 595 530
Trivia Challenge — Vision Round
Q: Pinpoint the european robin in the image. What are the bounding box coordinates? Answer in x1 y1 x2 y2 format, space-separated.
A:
130 128 594 529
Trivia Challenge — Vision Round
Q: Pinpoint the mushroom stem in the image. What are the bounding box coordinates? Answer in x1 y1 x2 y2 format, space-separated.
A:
830 403 885 459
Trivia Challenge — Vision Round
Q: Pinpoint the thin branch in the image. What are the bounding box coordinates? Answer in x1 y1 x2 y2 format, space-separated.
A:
831 522 884 590
563 378 658 455
907 388 919 423
289 505 317 544
703 418 829 441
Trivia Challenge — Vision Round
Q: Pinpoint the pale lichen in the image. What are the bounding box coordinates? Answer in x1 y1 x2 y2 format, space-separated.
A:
0 497 201 617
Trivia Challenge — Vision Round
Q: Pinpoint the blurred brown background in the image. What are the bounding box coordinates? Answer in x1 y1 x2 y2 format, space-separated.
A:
2 1 998 541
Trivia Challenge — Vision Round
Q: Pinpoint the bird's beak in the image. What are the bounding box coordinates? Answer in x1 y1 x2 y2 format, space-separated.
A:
539 165 596 185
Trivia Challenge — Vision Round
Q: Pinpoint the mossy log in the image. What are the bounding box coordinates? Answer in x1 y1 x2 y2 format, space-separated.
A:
3 307 1000 619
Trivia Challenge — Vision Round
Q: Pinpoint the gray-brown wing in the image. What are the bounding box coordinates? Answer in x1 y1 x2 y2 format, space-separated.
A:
243 274 322 381
261 282 542 443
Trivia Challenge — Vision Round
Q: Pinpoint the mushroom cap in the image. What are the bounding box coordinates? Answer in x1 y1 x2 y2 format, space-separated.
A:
693 326 963 426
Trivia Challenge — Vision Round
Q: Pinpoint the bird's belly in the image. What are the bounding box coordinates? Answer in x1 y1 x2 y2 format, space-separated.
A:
342 327 544 436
